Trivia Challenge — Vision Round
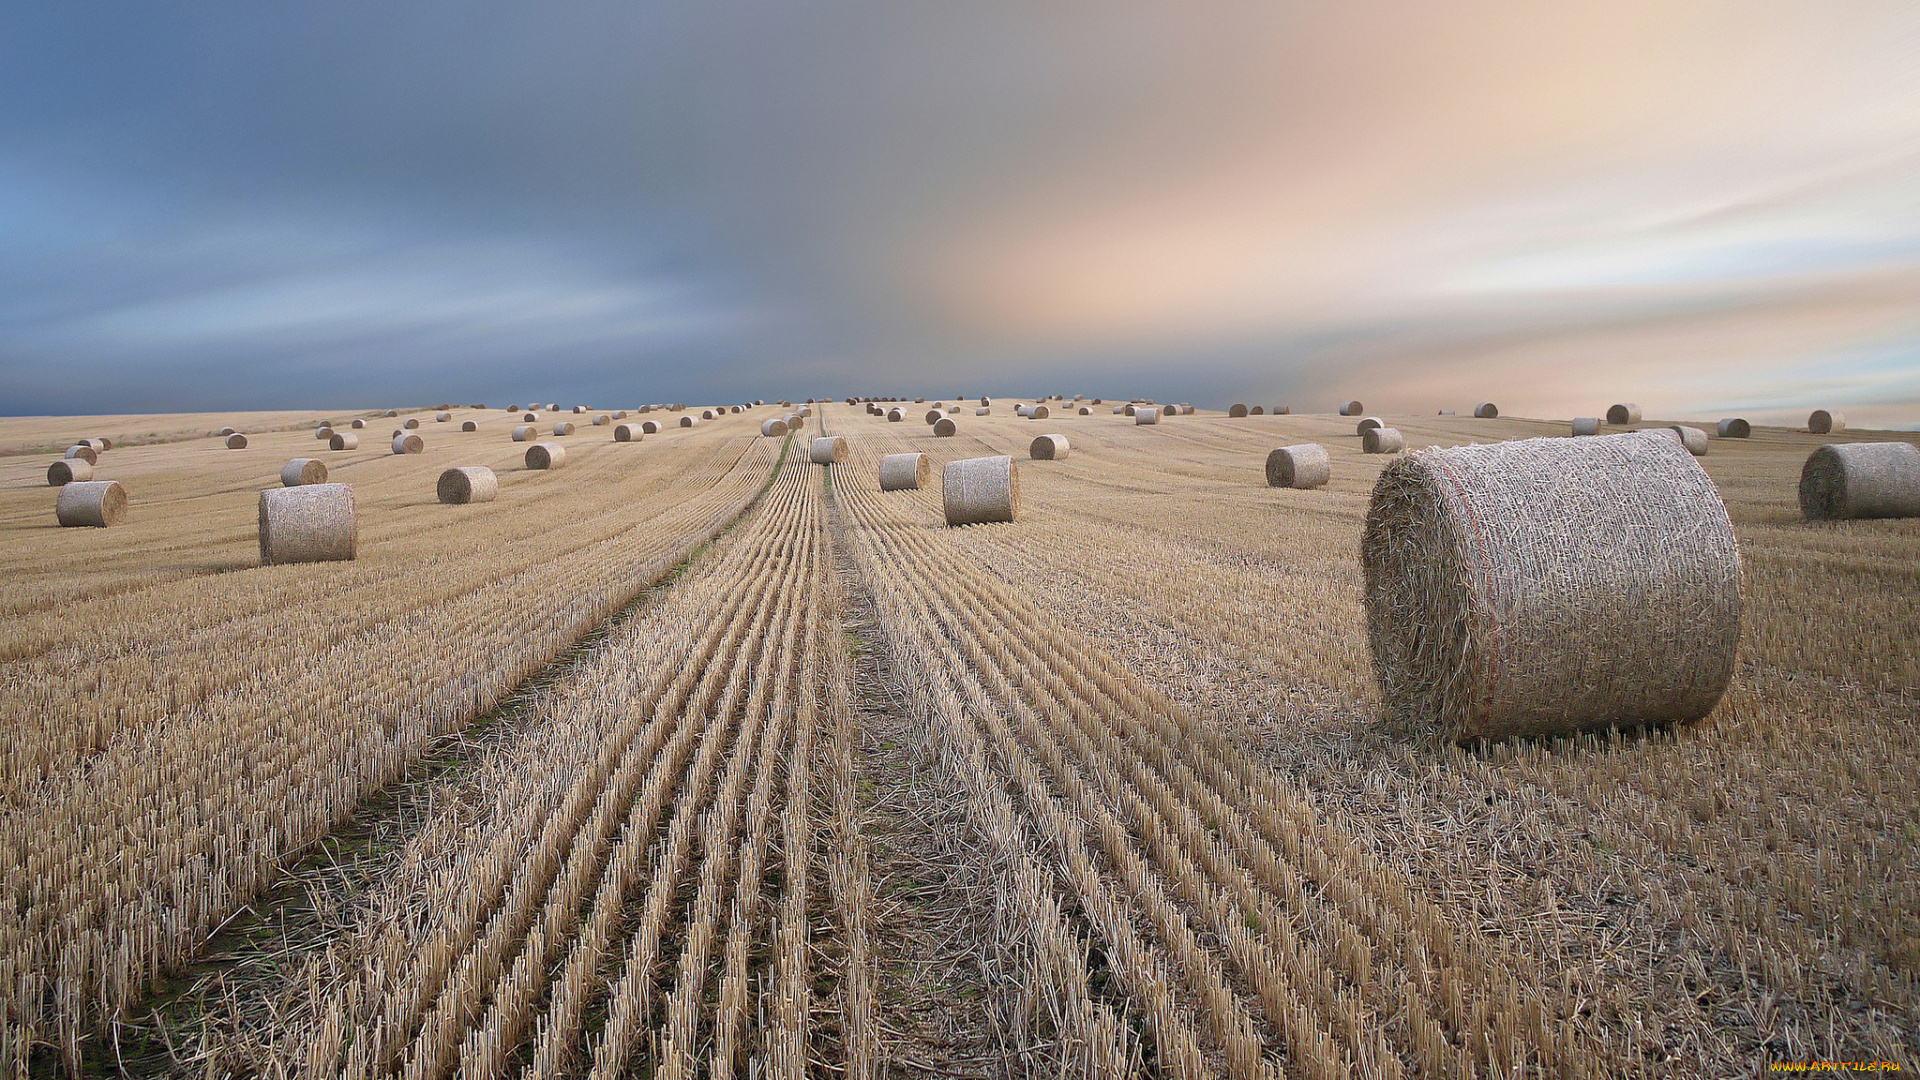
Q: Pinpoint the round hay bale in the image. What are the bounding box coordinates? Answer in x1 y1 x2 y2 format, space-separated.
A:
1356 416 1383 435
1605 403 1642 425
1340 400 1364 416
216 426 237 437
1228 403 1249 418
593 414 610 426
1571 417 1603 436
258 484 355 563
1274 406 1291 415
809 436 849 464
280 458 328 486
48 459 92 485
1475 403 1499 418
1362 431 1740 740
887 408 904 422
679 416 695 428
925 409 943 425
350 419 366 429
457 420 476 432
1799 441 1920 520
613 410 628 419
1078 406 1092 415
572 405 588 414
384 410 398 418
438 465 498 504
1808 409 1845 434
642 420 661 434
615 423 644 441
511 425 537 442
392 433 423 454
1113 405 1126 414
758 418 786 437
933 417 958 436
879 452 931 491
57 480 127 527
226 433 250 449
1664 425 1709 456
1030 404 1050 419
64 445 98 465
1716 418 1750 438
551 422 575 436
435 412 452 423
522 412 538 422
404 417 421 429
1265 444 1329 489
328 432 360 450
1030 434 1069 460
1249 406 1264 415
525 442 566 470
314 426 335 441
1015 404 1032 418
1363 427 1404 454
1135 408 1159 425
509 404 521 412
975 407 991 416
979 396 991 407
701 409 716 420
943 455 1019 525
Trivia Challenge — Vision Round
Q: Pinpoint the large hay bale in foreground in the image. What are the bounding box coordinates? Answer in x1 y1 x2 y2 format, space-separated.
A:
934 417 957 436
58 480 127 527
329 432 360 450
64 445 98 465
615 423 644 441
1135 408 1159 425
1605 403 1642 425
438 466 498 504
879 452 931 491
1716 418 1750 438
226 433 250 449
1571 418 1602 436
258 484 355 563
1799 442 1920 520
525 442 566 469
759 418 787 438
280 458 328 486
943 455 1019 525
1340 400 1364 416
809 436 848 464
392 433 424 454
1356 416 1383 435
1361 431 1741 740
1808 409 1845 434
48 459 92 485
1475 403 1499 418
1266 445 1329 489
1363 427 1404 454
1228 403 1249 418
1030 434 1069 460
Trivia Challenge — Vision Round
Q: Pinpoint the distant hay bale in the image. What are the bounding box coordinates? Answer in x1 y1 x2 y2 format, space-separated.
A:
1605 403 1642 425
1122 404 1137 416
384 410 398 418
1249 406 1264 415
1030 434 1069 460
391 433 424 454
259 483 356 563
1135 408 1159 425
1340 401 1364 416
226 433 250 449
509 404 521 412
457 420 476 432
573 405 588 414
48 459 92 485
436 412 452 423
315 427 335 440
1266 444 1329 489
679 416 695 428
1113 405 1125 414
64 445 98 465
1274 406 1290 415
351 419 365 429
1363 427 1404 454
471 403 485 409
1015 404 1032 418
879 452 932 490
1475 403 1499 418
924 409 943 424
1716 418 1751 438
328 432 359 450
1030 404 1050 419
1362 431 1741 740
525 442 566 469
280 458 328 486
759 418 787 437
943 455 1019 525
593 414 610 426
934 417 957 436
1662 425 1709 456
642 420 660 434
702 409 716 420
1356 416 1383 435
613 410 627 419
730 405 741 414
1437 410 1455 416
438 465 498 504
511 425 537 441
809 436 849 464
1228 403 1249 417
1808 409 1845 434
523 412 538 422
1077 406 1092 415
616 422 645 441
404 418 421 429
979 396 991 406
784 412 803 428
1178 405 1194 415
1799 442 1920 520
1571 418 1602 436
552 422 575 436
887 408 904 422
947 405 960 413
975 407 991 416
217 426 237 437
57 480 127 527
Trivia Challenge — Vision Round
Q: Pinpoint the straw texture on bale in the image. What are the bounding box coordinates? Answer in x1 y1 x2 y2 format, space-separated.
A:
437 465 498 504
436 412 452 422
404 418 421 429
1029 404 1050 419
1362 431 1741 740
64 445 98 465
48 459 92 485
1030 434 1069 460
258 483 355 563
1340 401 1364 416
280 458 328 486
1799 441 1920 520
615 423 644 441
879 452 932 491
943 455 1020 525
552 422 575 436
1228 403 1249 417
1808 409 1845 434
1135 408 1159 425
1716 418 1751 438
1475 403 1499 418
1363 427 1404 454
511 425 538 442
1078 406 1092 415
1356 416 1383 435
57 480 127 527
887 408 904 422
1662 425 1709 456
758 418 786 437
1571 417 1602 436
1266 444 1330 489
75 438 105 451
525 442 566 470
390 433 422 454
643 420 660 434
226 433 249 449
1605 403 1642 425
934 417 957 436
809 436 849 464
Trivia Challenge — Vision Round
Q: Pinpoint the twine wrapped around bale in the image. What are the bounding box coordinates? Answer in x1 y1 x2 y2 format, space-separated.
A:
1362 431 1741 740
1228 404 1249 417
943 455 1019 525
281 458 328 486
258 483 355 562
1266 444 1330 489
879 452 932 491
57 480 127 527
525 442 566 469
1799 442 1920 520
64 445 98 465
615 423 644 441
438 465 498 504
328 432 359 450
1606 403 1642 425
1363 427 1404 454
1475 403 1499 418
1659 425 1709 456
552 422 575 436
48 459 92 485
643 420 661 434
1808 409 1845 434
1356 416 1383 435
1340 401 1364 416
809 436 849 464
758 418 787 438
1030 434 1069 460
392 433 423 454
934 417 957 436
226 433 250 449
1571 418 1602 436
404 418 421 429
1135 408 1159 425
1716 418 1750 438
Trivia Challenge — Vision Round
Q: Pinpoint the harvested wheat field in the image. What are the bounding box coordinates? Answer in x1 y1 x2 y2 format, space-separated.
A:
0 402 1915 1078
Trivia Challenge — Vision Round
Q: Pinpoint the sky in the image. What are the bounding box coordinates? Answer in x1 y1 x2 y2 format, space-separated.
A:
2 2 1918 425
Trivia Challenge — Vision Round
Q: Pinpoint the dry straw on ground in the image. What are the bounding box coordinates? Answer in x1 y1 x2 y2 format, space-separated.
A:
56 479 127 527
810 436 848 464
1363 427 1404 453
280 459 328 486
878 452 931 491
1475 403 1499 418
934 417 957 436
1361 430 1741 740
47 459 92 486
1265 444 1330 489
1571 417 1602 436
1340 400 1364 416
226 433 249 449
437 466 498 505
1029 434 1069 460
1717 418 1751 438
1809 409 1846 434
942 455 1019 525
525 442 566 470
258 483 356 563
1799 441 1920 520
392 433 424 454
64 445 98 465
1606 403 1643 425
